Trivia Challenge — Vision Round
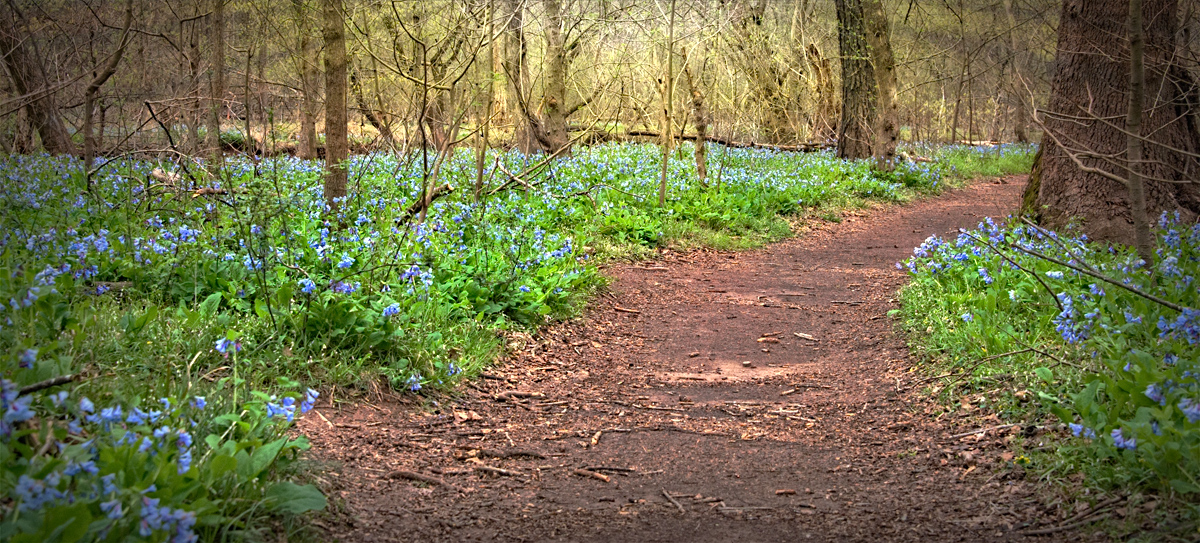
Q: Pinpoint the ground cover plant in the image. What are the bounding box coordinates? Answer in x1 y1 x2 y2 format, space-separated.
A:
0 142 1033 541
898 212 1200 537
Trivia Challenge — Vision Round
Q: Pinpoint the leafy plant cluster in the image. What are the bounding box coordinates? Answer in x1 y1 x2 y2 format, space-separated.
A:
0 142 1032 540
898 213 1200 498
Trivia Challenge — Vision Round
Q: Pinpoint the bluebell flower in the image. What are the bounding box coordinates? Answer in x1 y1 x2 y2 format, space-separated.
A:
191 396 207 410
406 374 422 392
382 303 400 318
960 312 973 323
1111 428 1137 450
18 348 37 368
299 278 316 294
300 388 319 413
79 397 95 413
337 254 355 268
1046 271 1064 279
1180 398 1200 424
100 499 123 520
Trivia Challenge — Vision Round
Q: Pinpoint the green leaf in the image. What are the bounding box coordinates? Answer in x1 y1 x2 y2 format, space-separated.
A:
209 454 237 478
1034 367 1053 384
264 482 327 514
200 292 223 318
247 437 288 479
41 502 92 543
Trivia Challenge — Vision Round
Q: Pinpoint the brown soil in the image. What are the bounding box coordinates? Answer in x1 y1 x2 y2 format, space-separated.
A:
302 177 1099 542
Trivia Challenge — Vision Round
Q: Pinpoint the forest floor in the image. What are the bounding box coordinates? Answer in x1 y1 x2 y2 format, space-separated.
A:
302 176 1100 542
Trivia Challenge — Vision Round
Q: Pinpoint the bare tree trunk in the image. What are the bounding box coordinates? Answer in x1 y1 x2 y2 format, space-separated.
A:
1126 0 1153 262
683 59 708 187
297 1 319 160
540 0 570 153
350 68 393 146
322 0 347 207
806 43 837 141
1026 0 1200 245
0 4 76 155
475 0 496 202
83 0 133 175
503 0 533 152
1002 0 1028 143
835 0 875 160
659 0 676 207
206 0 225 170
861 0 897 169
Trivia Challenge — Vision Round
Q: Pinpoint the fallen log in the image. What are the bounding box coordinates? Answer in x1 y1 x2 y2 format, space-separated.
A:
623 130 833 153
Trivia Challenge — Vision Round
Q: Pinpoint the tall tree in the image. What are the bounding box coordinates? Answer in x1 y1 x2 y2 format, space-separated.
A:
294 0 319 160
322 0 348 207
1001 0 1028 143
1025 0 1200 245
861 0 897 169
0 3 76 155
206 0 226 170
834 0 875 160
83 0 134 173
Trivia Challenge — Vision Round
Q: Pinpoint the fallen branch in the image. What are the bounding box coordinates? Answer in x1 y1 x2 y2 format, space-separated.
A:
624 130 832 153
613 305 641 314
495 390 544 402
948 423 1019 440
397 183 455 224
473 464 525 478
662 488 686 513
19 374 78 395
386 469 466 493
573 468 611 483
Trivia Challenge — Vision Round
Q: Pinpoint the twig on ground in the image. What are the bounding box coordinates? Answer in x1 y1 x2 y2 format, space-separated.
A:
573 468 611 483
387 470 467 493
662 488 686 513
948 423 1019 440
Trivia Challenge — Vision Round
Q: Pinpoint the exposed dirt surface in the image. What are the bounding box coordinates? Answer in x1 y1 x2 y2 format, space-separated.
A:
303 177 1100 542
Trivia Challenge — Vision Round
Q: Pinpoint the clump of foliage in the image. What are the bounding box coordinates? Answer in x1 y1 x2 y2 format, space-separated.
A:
0 142 1033 540
898 212 1200 509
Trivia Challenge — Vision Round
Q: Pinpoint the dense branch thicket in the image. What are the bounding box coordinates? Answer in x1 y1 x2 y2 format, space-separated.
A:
0 0 1060 157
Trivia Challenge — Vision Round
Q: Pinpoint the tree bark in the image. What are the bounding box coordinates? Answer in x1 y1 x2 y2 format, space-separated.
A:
835 0 875 160
295 0 319 159
0 4 76 155
503 0 534 152
539 0 570 153
683 60 708 187
861 0 897 169
1002 0 1028 143
322 0 348 208
1125 0 1153 262
83 0 133 173
207 0 225 170
1027 0 1200 245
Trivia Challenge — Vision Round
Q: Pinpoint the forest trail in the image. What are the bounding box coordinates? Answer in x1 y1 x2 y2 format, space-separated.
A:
306 176 1093 542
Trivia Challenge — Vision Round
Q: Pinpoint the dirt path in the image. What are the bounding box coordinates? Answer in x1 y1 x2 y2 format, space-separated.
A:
305 177 1094 542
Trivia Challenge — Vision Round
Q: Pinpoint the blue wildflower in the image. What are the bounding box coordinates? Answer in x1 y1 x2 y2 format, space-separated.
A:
1112 428 1137 450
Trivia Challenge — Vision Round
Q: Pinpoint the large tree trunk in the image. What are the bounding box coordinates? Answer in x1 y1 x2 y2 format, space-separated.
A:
1026 0 1200 245
322 0 348 207
294 0 319 159
538 0 570 153
861 0 897 169
503 0 535 152
206 0 225 170
0 5 76 155
835 0 875 160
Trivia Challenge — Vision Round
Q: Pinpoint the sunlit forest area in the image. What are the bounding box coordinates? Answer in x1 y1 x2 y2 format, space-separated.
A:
1 0 1198 541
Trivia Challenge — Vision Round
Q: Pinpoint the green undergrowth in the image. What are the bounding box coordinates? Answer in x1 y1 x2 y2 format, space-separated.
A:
0 141 1032 541
897 215 1200 541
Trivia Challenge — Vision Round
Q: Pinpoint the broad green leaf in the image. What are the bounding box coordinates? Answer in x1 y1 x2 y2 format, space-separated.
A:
264 482 327 514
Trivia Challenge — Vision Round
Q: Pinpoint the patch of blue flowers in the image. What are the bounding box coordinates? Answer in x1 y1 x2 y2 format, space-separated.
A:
901 211 1200 493
0 376 324 542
